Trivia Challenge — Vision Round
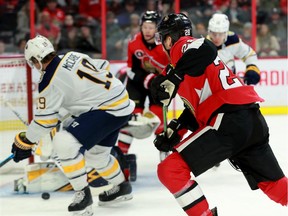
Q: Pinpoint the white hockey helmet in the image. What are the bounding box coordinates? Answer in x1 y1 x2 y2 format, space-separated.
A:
24 35 55 72
208 13 230 33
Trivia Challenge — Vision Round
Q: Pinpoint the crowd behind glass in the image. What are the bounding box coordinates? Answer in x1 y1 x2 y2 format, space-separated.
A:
0 0 286 60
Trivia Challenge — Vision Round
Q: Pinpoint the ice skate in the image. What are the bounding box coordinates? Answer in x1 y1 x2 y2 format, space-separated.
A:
68 186 93 216
98 181 133 206
211 207 218 216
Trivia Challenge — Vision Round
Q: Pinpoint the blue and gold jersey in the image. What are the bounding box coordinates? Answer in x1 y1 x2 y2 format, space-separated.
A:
26 52 135 142
207 31 258 73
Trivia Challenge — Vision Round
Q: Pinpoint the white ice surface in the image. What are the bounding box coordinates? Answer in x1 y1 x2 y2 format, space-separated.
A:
0 115 287 216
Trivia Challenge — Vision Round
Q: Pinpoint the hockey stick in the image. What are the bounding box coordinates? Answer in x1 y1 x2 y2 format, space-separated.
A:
0 154 14 168
4 100 65 171
159 105 170 161
4 101 29 126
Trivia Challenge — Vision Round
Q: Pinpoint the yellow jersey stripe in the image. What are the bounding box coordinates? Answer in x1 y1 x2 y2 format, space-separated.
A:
63 159 85 173
35 118 59 126
98 160 119 177
99 93 129 110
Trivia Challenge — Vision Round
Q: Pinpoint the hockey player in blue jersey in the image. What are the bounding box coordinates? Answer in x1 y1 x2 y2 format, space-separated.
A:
207 13 261 85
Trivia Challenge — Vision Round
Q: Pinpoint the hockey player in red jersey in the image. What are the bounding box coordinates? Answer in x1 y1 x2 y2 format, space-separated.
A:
117 11 170 180
151 13 288 216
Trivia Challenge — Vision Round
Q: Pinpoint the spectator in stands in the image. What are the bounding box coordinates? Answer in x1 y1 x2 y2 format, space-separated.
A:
58 14 78 52
268 8 287 56
42 0 65 27
123 13 140 37
256 24 280 57
194 22 207 38
240 22 253 47
109 0 123 15
36 11 61 48
0 0 20 46
16 1 40 43
213 0 230 11
103 11 126 60
75 24 101 58
0 40 6 55
57 0 78 15
116 0 138 30
79 0 108 22
160 0 174 16
121 13 141 60
280 0 287 15
224 0 250 34
145 0 157 11
16 38 27 54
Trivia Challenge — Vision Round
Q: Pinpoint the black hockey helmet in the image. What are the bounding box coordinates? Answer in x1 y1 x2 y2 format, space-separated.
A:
157 13 192 44
140 11 161 26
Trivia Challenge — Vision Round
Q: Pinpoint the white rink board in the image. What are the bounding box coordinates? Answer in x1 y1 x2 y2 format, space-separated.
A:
110 58 288 108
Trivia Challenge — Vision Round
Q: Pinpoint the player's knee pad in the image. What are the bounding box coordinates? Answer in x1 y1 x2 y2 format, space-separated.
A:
53 130 82 160
85 145 112 169
157 152 191 193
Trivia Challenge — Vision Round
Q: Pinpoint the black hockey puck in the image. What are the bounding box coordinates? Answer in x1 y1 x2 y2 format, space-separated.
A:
41 192 50 200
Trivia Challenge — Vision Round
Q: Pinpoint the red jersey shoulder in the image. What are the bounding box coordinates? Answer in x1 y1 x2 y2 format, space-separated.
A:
170 36 197 65
128 33 142 49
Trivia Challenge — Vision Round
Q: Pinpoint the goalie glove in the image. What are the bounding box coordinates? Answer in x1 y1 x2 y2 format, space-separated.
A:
244 64 260 85
12 132 35 163
153 119 184 152
150 64 183 106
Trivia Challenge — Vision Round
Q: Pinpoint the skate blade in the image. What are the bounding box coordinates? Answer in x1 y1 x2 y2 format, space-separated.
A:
71 205 93 216
98 194 133 206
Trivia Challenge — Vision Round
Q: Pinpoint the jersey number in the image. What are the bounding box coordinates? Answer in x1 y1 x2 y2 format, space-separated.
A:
214 57 242 89
77 59 112 90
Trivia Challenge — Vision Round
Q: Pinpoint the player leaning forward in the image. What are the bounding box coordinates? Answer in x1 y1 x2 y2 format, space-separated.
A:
151 13 288 215
11 35 135 215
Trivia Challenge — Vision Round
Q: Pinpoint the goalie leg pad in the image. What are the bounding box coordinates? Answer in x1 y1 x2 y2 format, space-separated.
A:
121 111 160 139
14 162 70 193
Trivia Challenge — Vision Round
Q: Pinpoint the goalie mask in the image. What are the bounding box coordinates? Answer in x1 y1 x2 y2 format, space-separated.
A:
208 13 230 46
24 35 55 73
156 13 193 46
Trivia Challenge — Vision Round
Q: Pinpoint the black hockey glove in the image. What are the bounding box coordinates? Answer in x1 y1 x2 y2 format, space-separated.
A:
150 64 184 106
244 64 260 85
11 132 35 163
153 119 182 152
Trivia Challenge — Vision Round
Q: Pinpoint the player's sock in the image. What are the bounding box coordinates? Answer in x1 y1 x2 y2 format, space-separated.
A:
68 186 93 215
117 132 133 154
258 176 288 206
98 181 133 206
125 154 137 182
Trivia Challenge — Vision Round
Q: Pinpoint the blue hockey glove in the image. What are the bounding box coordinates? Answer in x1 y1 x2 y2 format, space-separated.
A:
244 64 260 85
11 132 35 162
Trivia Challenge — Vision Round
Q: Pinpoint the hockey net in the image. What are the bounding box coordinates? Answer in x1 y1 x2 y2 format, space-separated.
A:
0 55 36 174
